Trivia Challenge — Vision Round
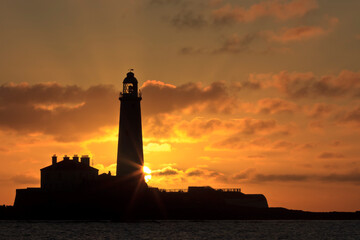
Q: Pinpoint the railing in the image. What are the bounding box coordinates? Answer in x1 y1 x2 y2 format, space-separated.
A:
218 188 242 192
156 188 241 193
119 90 142 98
158 189 187 193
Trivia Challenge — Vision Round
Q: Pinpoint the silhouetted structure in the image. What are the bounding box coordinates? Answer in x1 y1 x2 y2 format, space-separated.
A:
41 155 98 191
13 71 273 220
116 71 144 181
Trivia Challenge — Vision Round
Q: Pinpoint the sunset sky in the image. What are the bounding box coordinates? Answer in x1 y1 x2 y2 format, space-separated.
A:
1 0 360 212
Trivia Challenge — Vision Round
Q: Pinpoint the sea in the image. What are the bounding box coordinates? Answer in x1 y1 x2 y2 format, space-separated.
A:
0 220 359 239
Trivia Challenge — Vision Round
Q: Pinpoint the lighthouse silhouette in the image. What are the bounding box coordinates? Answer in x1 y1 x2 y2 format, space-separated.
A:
116 71 144 181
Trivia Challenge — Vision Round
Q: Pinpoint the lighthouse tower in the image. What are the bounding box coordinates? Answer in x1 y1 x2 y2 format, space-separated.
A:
116 71 144 180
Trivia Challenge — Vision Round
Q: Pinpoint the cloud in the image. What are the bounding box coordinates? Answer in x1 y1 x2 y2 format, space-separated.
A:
267 26 325 43
179 47 210 55
212 0 318 24
176 118 223 138
144 117 279 143
186 168 206 177
152 166 181 176
0 80 237 142
0 82 118 142
272 140 296 149
144 143 172 152
241 118 277 135
253 173 310 182
266 17 338 43
256 98 298 114
305 103 333 118
266 70 360 98
148 0 186 6
179 33 261 55
213 33 259 54
233 168 255 180
319 172 360 183
171 11 207 29
337 106 360 125
151 166 225 183
231 79 262 91
250 172 360 184
150 166 360 186
141 80 232 115
318 152 345 159
210 118 278 150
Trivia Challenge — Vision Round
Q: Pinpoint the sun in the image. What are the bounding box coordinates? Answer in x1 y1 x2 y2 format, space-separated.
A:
143 166 152 183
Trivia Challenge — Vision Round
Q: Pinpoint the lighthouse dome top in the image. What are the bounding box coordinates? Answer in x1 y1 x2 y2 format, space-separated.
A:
123 71 138 83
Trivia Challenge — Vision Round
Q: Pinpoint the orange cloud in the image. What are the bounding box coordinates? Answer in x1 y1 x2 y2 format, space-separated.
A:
266 17 338 43
0 82 118 142
268 26 326 42
141 80 232 115
264 70 360 98
336 106 360 125
318 152 345 159
212 0 318 24
256 98 298 114
305 103 334 118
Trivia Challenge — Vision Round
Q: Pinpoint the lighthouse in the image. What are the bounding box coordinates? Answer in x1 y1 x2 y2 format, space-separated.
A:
116 71 144 180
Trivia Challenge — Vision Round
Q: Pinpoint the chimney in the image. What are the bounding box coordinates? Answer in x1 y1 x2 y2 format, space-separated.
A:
81 155 90 166
63 155 70 161
73 154 79 162
52 154 57 165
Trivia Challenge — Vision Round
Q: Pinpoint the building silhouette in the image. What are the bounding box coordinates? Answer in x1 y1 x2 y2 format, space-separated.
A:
13 71 269 219
116 71 144 180
41 155 98 192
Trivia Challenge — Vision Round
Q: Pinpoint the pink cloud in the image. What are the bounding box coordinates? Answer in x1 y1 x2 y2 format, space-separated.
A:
268 26 326 42
265 70 360 98
266 17 338 43
212 0 318 23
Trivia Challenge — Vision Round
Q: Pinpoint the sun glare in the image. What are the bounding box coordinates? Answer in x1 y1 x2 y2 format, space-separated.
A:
143 166 152 183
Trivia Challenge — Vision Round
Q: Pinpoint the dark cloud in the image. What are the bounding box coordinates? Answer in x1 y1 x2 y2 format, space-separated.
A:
319 172 360 183
180 33 261 55
256 98 297 115
141 80 231 115
152 167 180 176
318 152 345 159
211 0 318 24
172 11 207 29
272 140 295 149
179 47 210 55
148 0 187 6
270 71 360 99
210 119 277 150
0 79 237 142
176 119 222 138
338 106 360 124
213 33 259 54
233 168 255 180
253 173 310 182
0 83 118 142
151 165 360 185
307 103 333 118
179 31 269 55
186 169 205 177
241 118 277 135
246 171 360 184
231 81 262 91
